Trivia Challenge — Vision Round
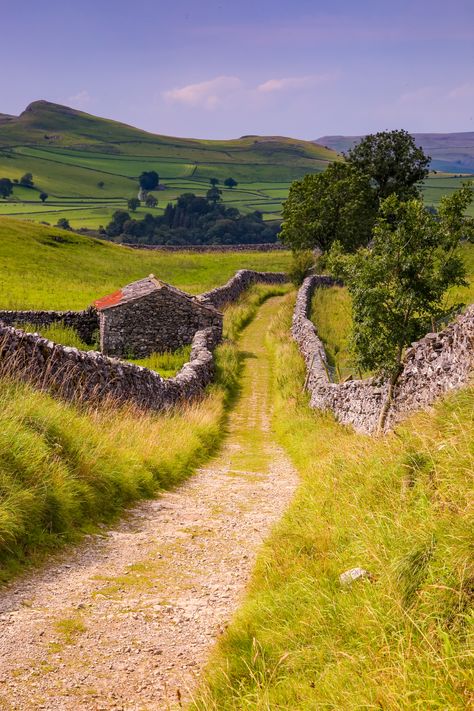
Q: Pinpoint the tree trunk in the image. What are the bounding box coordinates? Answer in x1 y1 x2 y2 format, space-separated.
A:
377 352 403 435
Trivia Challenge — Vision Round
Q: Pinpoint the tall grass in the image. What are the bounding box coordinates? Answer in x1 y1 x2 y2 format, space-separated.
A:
192 294 473 710
0 284 282 582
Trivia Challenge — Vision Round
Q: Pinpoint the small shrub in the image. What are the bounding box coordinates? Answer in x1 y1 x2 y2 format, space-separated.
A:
288 250 314 285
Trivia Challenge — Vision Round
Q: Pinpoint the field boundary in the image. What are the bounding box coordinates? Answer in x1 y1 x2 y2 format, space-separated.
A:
293 275 474 433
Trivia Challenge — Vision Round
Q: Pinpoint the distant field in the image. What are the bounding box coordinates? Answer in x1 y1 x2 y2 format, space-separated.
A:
0 217 291 310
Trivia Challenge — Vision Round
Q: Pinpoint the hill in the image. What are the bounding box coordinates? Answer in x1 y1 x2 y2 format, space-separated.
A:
0 101 335 229
317 132 474 174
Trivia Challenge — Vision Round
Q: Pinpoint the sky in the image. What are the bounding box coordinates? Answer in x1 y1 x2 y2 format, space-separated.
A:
1 0 474 140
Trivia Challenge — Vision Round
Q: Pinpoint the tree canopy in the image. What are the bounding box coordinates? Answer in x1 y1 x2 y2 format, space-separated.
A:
280 162 377 253
105 191 279 245
19 172 34 188
0 178 13 198
346 129 431 202
138 171 159 191
328 184 473 380
224 177 238 189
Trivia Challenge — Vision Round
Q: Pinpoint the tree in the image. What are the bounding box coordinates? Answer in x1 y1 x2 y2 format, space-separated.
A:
145 194 158 208
280 162 377 253
346 130 431 202
97 180 105 189
138 171 159 191
224 177 238 189
327 184 474 432
39 192 48 203
209 178 219 187
206 186 222 204
0 178 13 198
128 197 140 212
19 172 34 188
56 218 71 230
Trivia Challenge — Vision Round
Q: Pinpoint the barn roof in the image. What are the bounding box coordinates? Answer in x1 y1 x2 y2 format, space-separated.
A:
94 275 219 313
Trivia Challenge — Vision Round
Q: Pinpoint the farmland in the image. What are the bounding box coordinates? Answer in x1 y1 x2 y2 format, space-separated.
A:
1 101 471 230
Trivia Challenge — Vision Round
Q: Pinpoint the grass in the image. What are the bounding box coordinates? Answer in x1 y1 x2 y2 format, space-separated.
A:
0 282 281 582
191 294 474 710
129 346 192 377
15 322 97 351
0 101 335 226
0 217 291 310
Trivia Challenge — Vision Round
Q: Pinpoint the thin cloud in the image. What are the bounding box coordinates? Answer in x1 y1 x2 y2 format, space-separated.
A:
257 74 335 93
66 90 91 110
163 76 243 109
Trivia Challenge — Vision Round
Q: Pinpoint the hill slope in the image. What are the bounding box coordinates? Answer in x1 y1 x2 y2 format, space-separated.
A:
0 101 336 228
317 132 474 173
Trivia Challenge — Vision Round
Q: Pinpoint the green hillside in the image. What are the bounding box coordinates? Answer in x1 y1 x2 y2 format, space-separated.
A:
0 101 335 229
0 217 291 310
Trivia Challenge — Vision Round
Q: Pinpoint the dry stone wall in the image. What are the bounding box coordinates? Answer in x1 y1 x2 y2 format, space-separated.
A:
293 276 474 434
0 307 99 344
199 269 288 310
0 270 288 412
0 323 216 411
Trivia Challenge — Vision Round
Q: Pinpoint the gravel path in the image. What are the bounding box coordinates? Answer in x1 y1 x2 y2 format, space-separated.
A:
0 297 298 710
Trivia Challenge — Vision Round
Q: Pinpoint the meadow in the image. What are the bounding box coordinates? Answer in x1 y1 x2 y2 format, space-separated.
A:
192 295 473 710
0 217 291 310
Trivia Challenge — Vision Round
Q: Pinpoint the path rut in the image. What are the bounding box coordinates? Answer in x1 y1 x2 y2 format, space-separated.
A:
0 297 298 710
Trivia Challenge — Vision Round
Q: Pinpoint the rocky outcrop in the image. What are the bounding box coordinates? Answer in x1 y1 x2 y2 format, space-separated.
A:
293 276 474 434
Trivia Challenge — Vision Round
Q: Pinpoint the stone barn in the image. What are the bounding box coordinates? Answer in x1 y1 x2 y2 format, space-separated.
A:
94 275 223 358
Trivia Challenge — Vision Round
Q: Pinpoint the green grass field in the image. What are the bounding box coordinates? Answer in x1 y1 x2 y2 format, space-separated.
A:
2 101 470 230
0 217 291 310
192 295 473 710
0 101 335 228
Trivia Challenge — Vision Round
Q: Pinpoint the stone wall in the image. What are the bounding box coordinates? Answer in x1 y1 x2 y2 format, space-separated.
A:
199 269 289 310
100 289 222 358
0 270 288 412
0 307 99 344
122 243 287 253
292 276 474 434
0 323 216 412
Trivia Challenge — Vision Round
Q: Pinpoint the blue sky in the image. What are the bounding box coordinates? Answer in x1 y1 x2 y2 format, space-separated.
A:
2 0 474 139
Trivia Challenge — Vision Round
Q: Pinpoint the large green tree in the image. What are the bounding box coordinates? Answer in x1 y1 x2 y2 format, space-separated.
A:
328 184 473 431
0 178 13 198
346 129 431 202
280 162 377 253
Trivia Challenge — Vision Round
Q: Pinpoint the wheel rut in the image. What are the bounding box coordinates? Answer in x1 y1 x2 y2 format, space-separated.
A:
0 297 298 710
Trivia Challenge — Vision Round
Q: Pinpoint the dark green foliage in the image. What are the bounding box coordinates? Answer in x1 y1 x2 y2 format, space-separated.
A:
288 250 315 285
127 197 140 212
280 162 377 253
19 172 34 188
224 177 238 189
346 129 431 201
106 192 279 245
207 186 222 203
39 191 48 203
138 170 159 191
145 194 158 208
56 218 71 231
328 184 474 377
0 177 13 198
209 177 219 187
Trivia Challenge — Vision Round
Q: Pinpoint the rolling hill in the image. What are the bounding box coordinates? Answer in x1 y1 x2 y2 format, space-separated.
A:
0 101 335 229
317 132 474 173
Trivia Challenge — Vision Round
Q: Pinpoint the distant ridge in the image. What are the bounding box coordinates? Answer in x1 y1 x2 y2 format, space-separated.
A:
316 132 474 173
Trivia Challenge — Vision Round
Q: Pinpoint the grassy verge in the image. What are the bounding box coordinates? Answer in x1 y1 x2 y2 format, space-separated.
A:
129 346 192 377
0 284 281 583
191 294 473 710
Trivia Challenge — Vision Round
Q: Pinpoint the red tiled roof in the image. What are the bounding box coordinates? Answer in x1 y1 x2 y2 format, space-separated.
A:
94 289 124 310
